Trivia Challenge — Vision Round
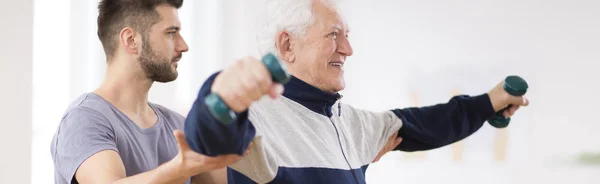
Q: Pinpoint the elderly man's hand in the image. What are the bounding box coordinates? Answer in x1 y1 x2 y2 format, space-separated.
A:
487 80 529 118
372 131 403 163
211 56 285 113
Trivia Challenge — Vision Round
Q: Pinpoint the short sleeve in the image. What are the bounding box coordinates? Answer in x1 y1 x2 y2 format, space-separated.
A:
50 107 118 183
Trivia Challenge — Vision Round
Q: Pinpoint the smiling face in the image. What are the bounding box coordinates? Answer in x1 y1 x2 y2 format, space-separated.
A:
279 0 354 93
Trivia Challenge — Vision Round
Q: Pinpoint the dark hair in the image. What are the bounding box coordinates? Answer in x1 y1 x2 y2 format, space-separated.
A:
97 0 183 58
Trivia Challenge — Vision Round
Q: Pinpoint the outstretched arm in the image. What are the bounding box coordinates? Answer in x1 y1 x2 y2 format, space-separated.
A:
393 81 529 151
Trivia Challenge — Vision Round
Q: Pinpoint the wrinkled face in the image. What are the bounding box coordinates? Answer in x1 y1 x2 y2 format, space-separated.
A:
139 4 188 83
288 1 353 93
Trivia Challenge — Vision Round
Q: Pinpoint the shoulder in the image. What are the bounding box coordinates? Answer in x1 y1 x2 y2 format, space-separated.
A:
60 93 114 128
248 96 304 118
339 103 399 123
52 94 119 159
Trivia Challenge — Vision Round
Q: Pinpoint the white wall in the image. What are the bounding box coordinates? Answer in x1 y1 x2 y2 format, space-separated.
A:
31 0 72 183
0 0 33 183
27 0 600 183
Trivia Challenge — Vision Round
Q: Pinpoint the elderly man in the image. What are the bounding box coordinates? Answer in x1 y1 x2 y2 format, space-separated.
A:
184 0 529 183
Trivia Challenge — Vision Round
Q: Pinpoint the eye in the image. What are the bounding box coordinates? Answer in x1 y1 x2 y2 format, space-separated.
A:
168 31 176 37
328 32 338 39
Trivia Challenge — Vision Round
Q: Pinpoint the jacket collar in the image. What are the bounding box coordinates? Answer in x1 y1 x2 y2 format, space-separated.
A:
282 76 341 117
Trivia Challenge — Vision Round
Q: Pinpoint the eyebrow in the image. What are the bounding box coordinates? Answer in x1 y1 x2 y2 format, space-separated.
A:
166 26 180 31
332 23 350 32
332 24 343 30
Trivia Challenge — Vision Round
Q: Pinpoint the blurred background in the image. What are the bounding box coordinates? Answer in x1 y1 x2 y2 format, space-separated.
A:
1 0 599 183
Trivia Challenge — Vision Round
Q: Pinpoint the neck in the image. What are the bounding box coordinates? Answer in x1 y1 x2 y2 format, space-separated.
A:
94 58 154 119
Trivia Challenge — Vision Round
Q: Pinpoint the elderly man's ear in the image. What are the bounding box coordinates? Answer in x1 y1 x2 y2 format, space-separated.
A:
276 31 296 63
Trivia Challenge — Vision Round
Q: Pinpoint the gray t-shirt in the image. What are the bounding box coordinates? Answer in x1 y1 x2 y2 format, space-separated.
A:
50 93 189 184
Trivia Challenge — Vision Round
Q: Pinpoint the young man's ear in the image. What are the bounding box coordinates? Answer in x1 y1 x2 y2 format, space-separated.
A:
120 27 140 55
275 31 295 63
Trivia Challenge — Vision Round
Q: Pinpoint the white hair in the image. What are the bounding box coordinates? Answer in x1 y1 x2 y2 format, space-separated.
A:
256 0 340 59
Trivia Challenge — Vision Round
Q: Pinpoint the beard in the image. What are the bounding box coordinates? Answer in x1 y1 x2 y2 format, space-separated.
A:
139 38 179 83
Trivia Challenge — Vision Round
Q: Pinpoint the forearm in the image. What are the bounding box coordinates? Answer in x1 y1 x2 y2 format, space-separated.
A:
184 72 256 156
113 160 186 184
393 94 495 151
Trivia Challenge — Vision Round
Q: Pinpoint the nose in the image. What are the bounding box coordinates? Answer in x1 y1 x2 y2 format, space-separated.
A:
177 34 189 53
336 35 353 56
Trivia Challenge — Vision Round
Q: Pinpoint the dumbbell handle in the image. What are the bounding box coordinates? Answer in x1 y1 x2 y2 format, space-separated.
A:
487 75 529 128
205 53 291 124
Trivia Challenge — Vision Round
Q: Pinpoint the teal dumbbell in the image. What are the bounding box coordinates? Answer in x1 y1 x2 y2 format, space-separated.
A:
487 75 529 128
205 53 291 124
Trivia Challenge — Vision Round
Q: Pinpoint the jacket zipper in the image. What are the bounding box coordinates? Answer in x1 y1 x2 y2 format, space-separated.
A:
326 101 359 184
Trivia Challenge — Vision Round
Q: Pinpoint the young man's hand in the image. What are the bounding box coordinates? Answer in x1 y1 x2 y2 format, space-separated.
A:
168 130 251 180
372 131 402 163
